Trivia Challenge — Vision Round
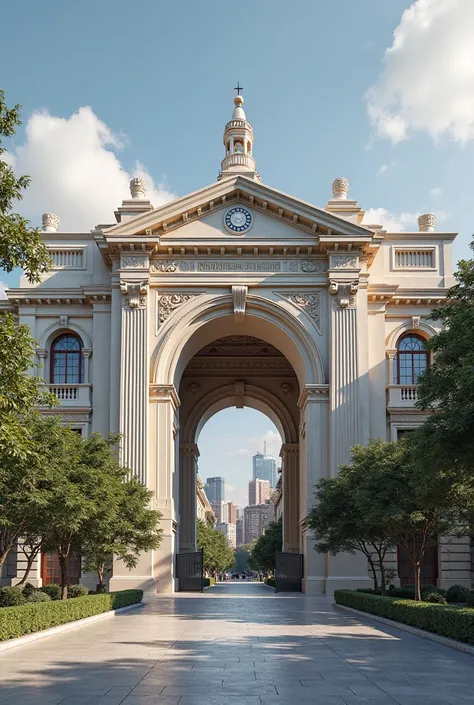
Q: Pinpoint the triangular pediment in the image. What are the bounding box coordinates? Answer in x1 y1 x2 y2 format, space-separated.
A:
102 177 379 255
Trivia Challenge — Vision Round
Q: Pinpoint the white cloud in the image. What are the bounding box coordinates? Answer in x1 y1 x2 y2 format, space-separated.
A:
7 106 175 231
0 282 7 299
228 448 251 457
366 0 474 143
430 187 443 199
363 208 420 232
377 164 388 176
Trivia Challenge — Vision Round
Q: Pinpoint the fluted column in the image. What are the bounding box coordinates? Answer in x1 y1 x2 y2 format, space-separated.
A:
109 268 122 433
280 443 300 553
179 443 199 553
119 263 149 483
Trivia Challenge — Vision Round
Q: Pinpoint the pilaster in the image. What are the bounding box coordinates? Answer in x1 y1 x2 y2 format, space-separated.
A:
109 269 121 433
91 300 111 436
280 443 299 553
179 443 199 553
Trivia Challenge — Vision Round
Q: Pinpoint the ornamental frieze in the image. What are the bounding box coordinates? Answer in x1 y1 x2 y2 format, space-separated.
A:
120 255 149 269
150 259 326 273
329 255 359 270
157 293 196 324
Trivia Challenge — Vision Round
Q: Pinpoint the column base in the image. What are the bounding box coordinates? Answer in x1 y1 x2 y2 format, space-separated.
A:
109 575 157 594
324 576 373 593
302 577 326 594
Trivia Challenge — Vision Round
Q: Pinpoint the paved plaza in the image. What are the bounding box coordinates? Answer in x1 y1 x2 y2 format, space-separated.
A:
1 582 473 705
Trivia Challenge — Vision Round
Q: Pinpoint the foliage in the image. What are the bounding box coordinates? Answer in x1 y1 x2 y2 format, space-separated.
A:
423 591 447 604
81 470 163 587
67 584 88 599
446 584 470 603
21 582 36 598
0 90 51 282
197 520 234 575
26 591 51 603
416 241 474 476
467 592 474 608
264 577 276 588
307 449 396 592
248 519 282 573
233 544 253 573
203 577 216 588
0 587 25 607
0 589 143 641
334 590 474 645
40 584 62 601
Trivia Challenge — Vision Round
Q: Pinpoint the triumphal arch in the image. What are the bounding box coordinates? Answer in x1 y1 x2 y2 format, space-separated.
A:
5 94 468 592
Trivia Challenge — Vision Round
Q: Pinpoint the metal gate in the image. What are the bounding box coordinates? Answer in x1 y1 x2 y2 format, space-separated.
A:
275 552 303 593
176 550 204 592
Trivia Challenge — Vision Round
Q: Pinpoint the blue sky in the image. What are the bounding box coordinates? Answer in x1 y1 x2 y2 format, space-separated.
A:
2 0 474 503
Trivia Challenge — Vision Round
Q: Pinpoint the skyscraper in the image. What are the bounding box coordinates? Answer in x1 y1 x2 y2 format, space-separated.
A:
248 479 270 506
211 500 228 524
252 449 277 488
244 504 271 544
205 477 225 503
227 502 238 524
216 522 236 548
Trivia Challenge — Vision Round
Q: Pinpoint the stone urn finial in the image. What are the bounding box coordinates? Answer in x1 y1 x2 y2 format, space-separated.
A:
130 177 147 199
42 213 60 232
332 177 349 200
418 213 436 232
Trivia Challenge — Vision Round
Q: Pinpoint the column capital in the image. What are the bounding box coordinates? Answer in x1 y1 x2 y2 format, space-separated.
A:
280 443 299 456
298 384 329 409
180 442 200 459
149 384 180 410
36 348 47 359
386 349 397 360
329 279 359 308
120 281 148 309
82 347 92 359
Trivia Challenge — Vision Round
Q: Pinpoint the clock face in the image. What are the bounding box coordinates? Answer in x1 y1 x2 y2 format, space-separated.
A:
224 206 253 234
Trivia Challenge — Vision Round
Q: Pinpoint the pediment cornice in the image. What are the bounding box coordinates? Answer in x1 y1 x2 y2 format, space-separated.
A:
101 176 381 258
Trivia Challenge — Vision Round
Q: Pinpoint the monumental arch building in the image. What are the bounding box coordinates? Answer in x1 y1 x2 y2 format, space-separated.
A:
3 94 469 592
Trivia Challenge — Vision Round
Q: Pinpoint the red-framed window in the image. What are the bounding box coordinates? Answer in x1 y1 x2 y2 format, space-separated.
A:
395 334 429 385
41 552 81 585
50 334 83 384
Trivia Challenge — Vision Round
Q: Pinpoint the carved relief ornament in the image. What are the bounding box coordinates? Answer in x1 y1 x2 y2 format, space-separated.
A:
158 293 196 323
120 281 148 308
120 255 149 269
301 260 324 273
232 285 247 323
329 280 358 308
288 293 320 324
330 255 358 270
150 260 178 273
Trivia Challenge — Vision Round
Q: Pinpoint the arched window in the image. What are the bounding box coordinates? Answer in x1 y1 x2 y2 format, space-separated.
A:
51 334 83 384
395 334 429 385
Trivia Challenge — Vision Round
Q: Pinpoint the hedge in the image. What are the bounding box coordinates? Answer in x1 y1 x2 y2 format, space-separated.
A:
264 577 276 588
203 577 216 587
0 589 143 642
334 590 474 646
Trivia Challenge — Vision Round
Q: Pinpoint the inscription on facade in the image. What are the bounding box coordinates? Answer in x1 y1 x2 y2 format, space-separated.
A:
151 259 327 273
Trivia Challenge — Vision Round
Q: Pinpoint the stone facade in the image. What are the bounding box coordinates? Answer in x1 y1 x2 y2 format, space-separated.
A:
1 94 467 593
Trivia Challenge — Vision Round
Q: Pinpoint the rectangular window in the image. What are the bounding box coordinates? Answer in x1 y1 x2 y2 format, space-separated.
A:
394 249 435 269
48 249 85 269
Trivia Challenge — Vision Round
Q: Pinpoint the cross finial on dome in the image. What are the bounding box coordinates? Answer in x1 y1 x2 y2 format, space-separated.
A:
234 81 243 96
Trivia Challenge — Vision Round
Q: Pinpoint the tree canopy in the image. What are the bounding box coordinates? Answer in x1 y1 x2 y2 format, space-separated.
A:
0 90 50 281
248 519 282 574
197 520 235 575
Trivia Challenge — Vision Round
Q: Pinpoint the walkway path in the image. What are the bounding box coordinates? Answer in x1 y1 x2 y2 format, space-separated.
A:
1 582 473 704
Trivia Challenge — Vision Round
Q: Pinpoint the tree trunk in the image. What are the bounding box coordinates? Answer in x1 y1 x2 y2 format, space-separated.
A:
58 554 68 600
414 562 421 601
97 563 104 586
17 549 40 585
367 555 379 592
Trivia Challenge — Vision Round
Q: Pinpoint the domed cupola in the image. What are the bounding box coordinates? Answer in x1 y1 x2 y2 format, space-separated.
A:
218 86 260 182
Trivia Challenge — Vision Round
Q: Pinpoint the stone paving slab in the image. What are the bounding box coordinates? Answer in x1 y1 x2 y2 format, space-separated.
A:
1 582 474 704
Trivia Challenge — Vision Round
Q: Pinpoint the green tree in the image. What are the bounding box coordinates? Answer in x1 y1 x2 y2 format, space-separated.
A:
307 459 395 593
0 90 50 281
233 544 253 573
197 520 234 575
248 519 282 574
416 241 474 475
82 476 163 588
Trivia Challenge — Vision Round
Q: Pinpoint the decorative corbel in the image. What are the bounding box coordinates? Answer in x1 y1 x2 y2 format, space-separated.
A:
232 285 247 323
235 380 245 409
59 314 69 328
120 281 148 308
411 315 421 329
329 279 358 308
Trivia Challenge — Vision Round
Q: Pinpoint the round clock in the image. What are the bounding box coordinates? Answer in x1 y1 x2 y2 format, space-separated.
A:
224 206 253 234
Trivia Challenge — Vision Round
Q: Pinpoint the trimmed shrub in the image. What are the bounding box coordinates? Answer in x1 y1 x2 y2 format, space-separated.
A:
467 592 474 608
22 583 36 598
203 577 216 587
67 584 88 599
264 577 276 588
0 589 143 641
334 589 474 645
40 584 62 601
446 584 470 603
0 587 26 607
26 591 51 603
423 591 447 604
96 584 107 594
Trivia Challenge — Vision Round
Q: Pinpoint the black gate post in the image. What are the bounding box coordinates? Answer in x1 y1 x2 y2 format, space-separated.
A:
275 552 304 592
176 550 204 592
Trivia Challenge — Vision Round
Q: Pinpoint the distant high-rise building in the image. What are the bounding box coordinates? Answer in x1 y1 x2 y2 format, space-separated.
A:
227 502 238 524
211 500 228 524
216 522 236 548
253 449 277 488
248 478 270 506
244 504 271 544
205 477 225 503
236 517 244 546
